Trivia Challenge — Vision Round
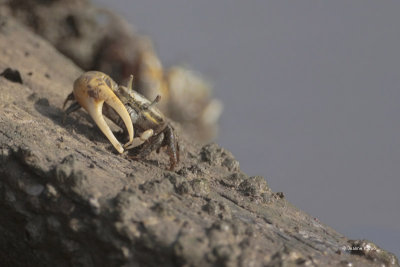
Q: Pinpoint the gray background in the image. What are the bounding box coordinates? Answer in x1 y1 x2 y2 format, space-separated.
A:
94 0 400 257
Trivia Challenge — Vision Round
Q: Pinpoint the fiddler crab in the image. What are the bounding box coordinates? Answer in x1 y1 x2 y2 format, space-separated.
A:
63 71 179 170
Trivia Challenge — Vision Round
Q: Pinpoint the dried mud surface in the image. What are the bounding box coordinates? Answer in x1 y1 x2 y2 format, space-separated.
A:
0 15 398 267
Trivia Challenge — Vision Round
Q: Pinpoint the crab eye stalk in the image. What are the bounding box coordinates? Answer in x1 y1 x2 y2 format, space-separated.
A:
151 95 161 106
143 95 161 110
128 74 134 91
73 73 134 153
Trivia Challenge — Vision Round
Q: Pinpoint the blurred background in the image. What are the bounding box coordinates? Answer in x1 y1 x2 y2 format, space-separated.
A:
93 0 400 257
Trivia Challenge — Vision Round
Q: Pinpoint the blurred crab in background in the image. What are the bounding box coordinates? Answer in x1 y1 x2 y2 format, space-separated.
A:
7 0 223 143
63 71 179 170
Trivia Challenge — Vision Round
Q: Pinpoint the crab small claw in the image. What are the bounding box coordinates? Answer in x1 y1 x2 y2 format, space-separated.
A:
73 72 134 153
124 129 154 150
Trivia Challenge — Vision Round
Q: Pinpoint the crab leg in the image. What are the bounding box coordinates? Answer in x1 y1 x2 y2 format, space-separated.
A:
73 73 134 153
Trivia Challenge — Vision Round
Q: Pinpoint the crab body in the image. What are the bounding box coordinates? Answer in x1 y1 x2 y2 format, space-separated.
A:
106 76 180 170
63 71 179 170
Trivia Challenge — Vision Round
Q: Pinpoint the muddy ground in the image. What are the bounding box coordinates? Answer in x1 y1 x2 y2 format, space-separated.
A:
0 10 398 267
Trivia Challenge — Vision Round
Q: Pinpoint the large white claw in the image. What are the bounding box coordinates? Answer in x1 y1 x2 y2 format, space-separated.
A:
73 72 134 153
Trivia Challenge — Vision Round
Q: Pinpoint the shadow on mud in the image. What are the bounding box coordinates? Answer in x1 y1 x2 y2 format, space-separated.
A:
33 94 118 146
